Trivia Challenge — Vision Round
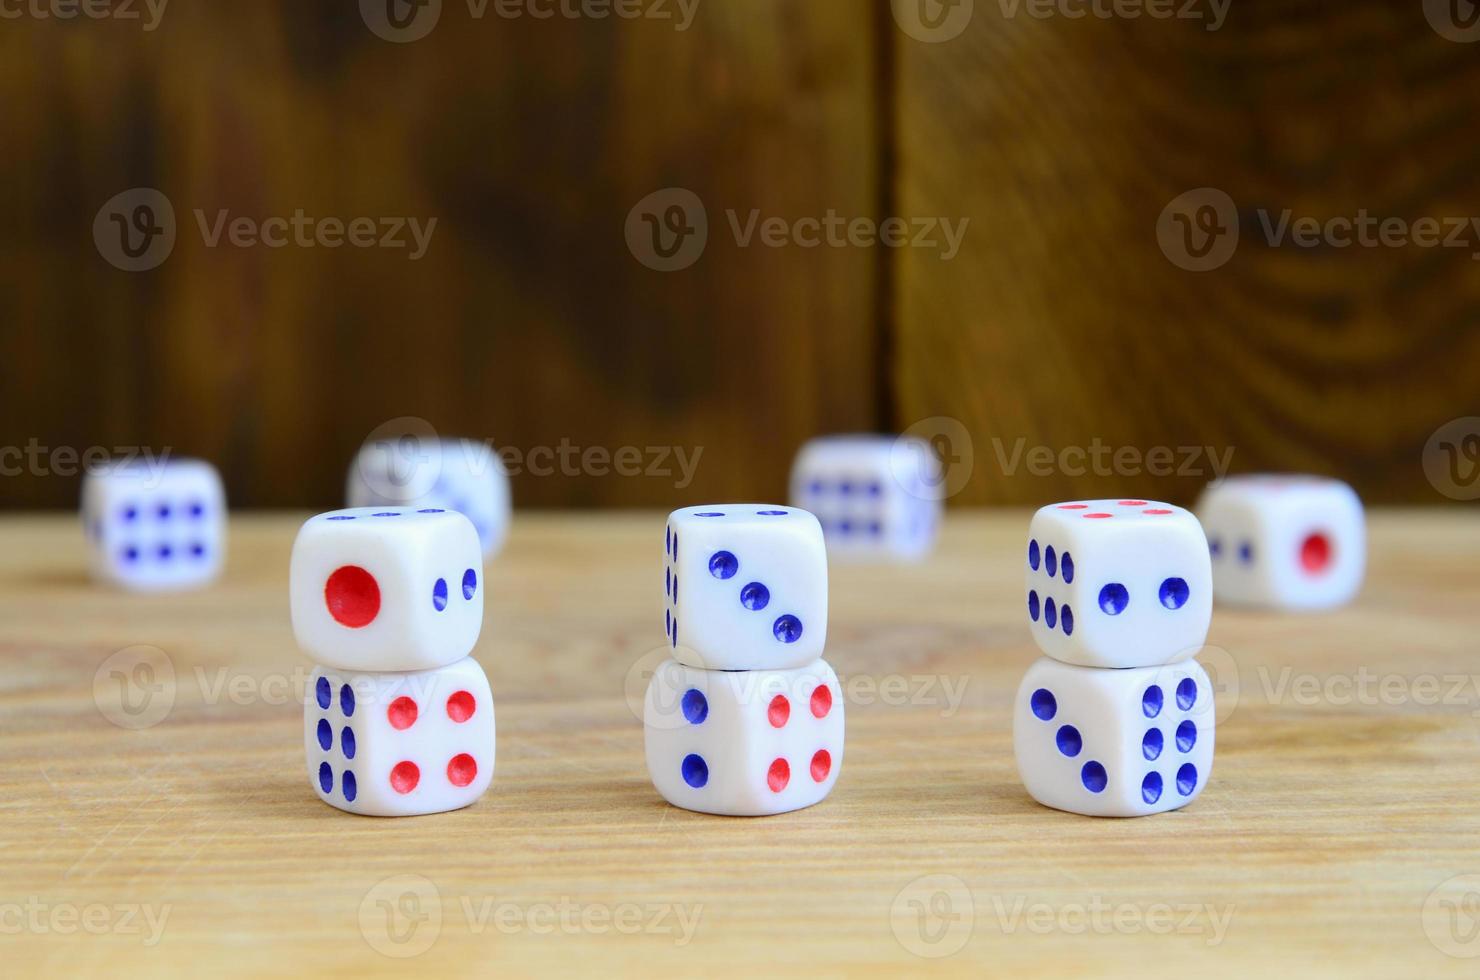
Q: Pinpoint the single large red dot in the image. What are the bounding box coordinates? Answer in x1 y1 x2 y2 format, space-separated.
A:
1084 513 1113 519
767 758 790 793
810 749 832 783
446 691 477 723
768 695 791 729
447 753 478 788
810 685 833 719
1057 504 1089 510
390 761 420 794
325 565 380 628
1118 500 1148 507
1301 532 1333 575
387 696 419 731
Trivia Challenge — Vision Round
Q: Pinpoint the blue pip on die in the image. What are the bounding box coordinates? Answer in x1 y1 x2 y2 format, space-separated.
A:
647 505 843 816
1013 500 1215 817
81 457 226 592
788 434 942 561
292 507 495 817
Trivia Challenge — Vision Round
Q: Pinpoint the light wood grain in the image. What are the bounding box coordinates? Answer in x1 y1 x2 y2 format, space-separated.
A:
2 511 1479 977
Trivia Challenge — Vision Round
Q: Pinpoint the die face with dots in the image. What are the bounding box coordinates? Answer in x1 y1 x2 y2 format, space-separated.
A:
81 458 226 592
305 657 495 817
1014 657 1214 818
290 508 485 672
664 505 827 672
347 438 511 559
1026 500 1212 669
1196 476 1365 611
644 658 843 816
789 435 942 561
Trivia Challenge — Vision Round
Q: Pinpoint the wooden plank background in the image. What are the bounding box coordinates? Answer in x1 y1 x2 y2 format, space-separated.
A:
1 1 1478 509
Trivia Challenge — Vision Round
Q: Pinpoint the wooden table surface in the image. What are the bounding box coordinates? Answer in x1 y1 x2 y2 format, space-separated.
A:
3 510 1479 978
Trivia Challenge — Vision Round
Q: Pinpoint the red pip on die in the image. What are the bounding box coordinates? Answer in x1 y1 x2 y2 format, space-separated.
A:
291 507 495 816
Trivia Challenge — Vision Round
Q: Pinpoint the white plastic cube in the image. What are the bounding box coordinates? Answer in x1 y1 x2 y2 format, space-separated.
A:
347 437 510 558
80 458 226 592
664 505 827 671
789 435 942 561
1014 656 1214 818
644 657 843 816
305 656 495 817
290 508 485 672
1026 499 1212 669
1195 475 1365 611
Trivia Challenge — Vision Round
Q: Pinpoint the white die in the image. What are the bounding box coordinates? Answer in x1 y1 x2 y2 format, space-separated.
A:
644 658 843 816
663 505 827 671
1026 500 1212 669
305 657 495 816
789 435 942 561
1196 476 1365 611
81 458 226 592
290 508 485 672
1014 656 1214 818
347 438 510 559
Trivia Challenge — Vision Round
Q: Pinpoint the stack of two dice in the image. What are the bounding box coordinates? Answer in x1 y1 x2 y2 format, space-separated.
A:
645 506 844 816
291 508 496 817
1014 500 1216 817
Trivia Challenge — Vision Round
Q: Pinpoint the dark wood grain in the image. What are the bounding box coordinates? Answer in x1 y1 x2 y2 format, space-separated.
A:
3 2 1478 510
0 2 884 509
892 2 1480 506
